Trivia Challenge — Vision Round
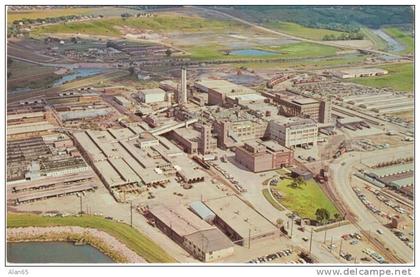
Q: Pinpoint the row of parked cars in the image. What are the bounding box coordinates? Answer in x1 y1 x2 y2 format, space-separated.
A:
210 162 247 193
247 249 293 263
362 248 386 264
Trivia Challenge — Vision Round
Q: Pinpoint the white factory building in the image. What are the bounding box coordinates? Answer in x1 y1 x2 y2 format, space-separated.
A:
138 88 167 103
269 117 318 148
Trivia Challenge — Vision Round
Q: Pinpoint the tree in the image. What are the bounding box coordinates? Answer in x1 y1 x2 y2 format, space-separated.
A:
334 213 341 221
289 176 305 189
315 208 330 224
276 218 284 227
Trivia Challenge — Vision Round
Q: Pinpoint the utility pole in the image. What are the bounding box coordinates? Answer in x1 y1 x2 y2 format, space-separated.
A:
290 217 294 238
324 230 327 243
329 236 333 253
248 229 251 249
79 195 83 215
339 239 343 256
309 228 314 253
130 201 133 227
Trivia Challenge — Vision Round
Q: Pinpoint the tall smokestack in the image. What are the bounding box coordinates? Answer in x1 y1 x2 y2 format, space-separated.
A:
179 66 187 104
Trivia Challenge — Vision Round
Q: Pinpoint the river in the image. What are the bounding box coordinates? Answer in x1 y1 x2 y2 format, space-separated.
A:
7 242 115 264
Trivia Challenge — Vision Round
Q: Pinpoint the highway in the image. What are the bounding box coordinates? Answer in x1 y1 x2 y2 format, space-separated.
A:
329 145 414 263
192 7 405 59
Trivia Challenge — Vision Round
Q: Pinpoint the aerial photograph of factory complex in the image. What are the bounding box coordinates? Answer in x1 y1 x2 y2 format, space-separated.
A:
5 4 415 267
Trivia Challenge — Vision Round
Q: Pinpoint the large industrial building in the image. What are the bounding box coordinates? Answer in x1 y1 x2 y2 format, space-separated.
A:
138 88 167 103
168 123 217 155
268 117 318 148
195 79 266 107
275 94 332 123
203 195 279 246
235 140 293 172
147 204 234 262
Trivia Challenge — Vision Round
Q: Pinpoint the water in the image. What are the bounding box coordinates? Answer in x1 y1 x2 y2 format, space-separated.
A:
7 242 115 264
230 49 278 56
53 68 108 86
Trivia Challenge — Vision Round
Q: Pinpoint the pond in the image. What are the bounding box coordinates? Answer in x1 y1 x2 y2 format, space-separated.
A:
7 242 115 264
53 68 108 86
230 49 279 56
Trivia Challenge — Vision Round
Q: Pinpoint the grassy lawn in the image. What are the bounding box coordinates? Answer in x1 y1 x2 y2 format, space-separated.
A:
31 14 242 37
264 42 337 58
347 62 413 92
266 21 345 41
272 178 339 220
7 213 175 263
384 27 414 54
262 189 285 211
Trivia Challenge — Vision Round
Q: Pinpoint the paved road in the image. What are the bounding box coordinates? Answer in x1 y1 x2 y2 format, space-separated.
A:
329 145 414 263
192 7 404 59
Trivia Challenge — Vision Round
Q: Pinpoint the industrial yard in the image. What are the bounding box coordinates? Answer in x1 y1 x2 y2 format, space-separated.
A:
5 4 414 267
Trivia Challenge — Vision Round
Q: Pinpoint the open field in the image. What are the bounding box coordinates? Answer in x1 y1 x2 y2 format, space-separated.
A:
7 213 175 263
7 59 60 91
238 54 365 71
264 42 337 58
384 27 414 54
272 178 339 220
266 21 345 41
8 7 140 23
347 62 414 92
31 13 243 37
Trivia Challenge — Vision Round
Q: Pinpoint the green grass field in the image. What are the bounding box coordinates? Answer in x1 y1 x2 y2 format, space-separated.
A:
384 27 414 54
266 21 345 41
262 189 285 211
347 62 413 92
188 42 338 61
8 7 96 23
264 42 337 58
31 14 242 37
271 178 339 220
7 213 175 263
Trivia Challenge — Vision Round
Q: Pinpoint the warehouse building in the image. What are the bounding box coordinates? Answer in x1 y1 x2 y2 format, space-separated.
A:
114 95 132 107
203 195 279 246
195 79 265 107
147 205 234 262
138 88 166 103
332 68 388 79
235 140 293 172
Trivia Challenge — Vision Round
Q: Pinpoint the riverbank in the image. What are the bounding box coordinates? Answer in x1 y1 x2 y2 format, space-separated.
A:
8 226 146 263
7 213 176 263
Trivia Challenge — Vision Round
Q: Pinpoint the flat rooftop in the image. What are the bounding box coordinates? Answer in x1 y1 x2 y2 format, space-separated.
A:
291 98 319 105
149 204 213 237
204 195 278 239
139 88 166 95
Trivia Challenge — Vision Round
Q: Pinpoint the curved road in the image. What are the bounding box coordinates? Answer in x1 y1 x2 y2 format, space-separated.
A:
329 145 413 263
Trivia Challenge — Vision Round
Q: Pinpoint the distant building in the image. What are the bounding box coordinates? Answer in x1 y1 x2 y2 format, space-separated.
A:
235 140 293 172
332 68 388 79
113 95 132 108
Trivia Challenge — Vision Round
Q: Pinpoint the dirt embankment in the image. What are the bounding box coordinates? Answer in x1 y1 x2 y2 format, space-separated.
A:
7 226 146 263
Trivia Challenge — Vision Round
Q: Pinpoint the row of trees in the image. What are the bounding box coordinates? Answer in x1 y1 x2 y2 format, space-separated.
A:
322 31 364 41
